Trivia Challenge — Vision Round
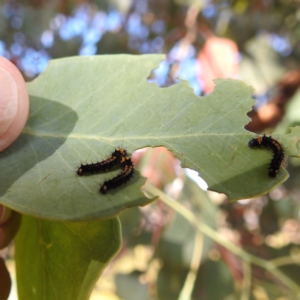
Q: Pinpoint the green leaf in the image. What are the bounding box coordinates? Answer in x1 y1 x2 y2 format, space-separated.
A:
15 215 121 300
277 89 300 132
0 55 299 220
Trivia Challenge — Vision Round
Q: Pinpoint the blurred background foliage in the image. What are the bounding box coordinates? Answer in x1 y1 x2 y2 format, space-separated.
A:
2 0 300 299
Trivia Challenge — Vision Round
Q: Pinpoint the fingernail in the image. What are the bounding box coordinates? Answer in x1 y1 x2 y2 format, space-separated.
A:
0 66 18 137
0 205 11 224
0 57 29 152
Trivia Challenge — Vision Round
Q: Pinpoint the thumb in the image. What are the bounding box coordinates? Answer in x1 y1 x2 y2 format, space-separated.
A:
0 57 29 151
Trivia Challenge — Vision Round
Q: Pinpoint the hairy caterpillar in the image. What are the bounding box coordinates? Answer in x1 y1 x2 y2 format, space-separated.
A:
248 135 284 177
100 156 134 194
77 148 127 176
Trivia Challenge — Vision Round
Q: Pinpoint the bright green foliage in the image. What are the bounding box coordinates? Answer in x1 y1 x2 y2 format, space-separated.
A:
15 215 121 300
0 55 299 221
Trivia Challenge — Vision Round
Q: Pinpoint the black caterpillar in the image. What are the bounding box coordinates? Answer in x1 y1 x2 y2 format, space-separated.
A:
248 135 284 177
77 148 134 194
77 148 127 176
100 156 134 194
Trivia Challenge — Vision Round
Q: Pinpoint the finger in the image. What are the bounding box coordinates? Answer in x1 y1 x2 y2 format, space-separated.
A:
0 205 11 225
0 258 11 300
0 57 29 151
0 210 21 249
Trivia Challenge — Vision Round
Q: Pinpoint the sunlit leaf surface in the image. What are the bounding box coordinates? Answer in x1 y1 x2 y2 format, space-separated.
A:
0 55 299 220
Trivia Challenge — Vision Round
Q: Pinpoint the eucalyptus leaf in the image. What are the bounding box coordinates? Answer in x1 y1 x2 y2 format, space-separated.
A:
15 215 121 300
0 55 299 221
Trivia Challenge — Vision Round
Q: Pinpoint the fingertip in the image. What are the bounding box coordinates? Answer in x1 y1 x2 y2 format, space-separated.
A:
0 211 21 249
0 205 11 225
0 258 11 300
0 57 29 151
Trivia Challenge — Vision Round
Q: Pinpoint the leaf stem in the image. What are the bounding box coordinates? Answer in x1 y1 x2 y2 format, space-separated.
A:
241 261 251 300
144 182 300 295
178 231 203 300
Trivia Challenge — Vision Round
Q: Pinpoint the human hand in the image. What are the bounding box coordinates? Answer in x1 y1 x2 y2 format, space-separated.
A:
0 56 29 300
